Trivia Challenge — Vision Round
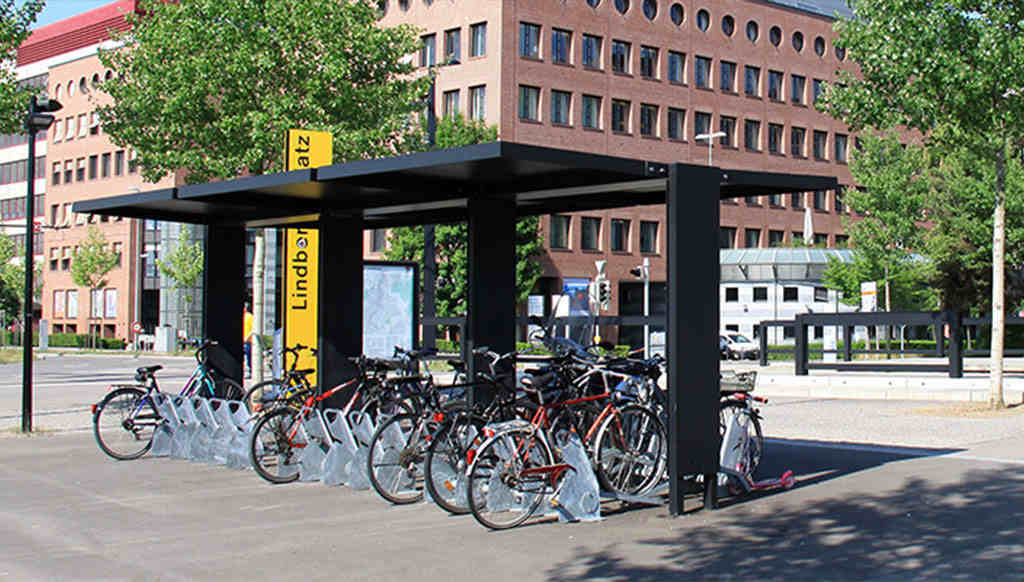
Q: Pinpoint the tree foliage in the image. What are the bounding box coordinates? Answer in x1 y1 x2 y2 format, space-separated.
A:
97 0 430 184
0 230 26 318
156 224 204 307
0 0 44 134
70 226 120 292
385 115 544 315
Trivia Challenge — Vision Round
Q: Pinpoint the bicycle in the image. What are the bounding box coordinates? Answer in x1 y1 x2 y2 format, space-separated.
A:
243 344 318 414
92 340 244 460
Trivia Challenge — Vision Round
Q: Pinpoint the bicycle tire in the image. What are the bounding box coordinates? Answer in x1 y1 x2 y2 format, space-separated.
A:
243 380 289 414
467 427 554 530
720 401 764 475
593 404 667 496
93 387 159 461
424 413 487 515
249 407 303 484
367 413 427 504
221 378 245 401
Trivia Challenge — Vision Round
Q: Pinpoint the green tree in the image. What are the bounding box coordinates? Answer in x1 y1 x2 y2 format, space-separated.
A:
0 0 44 133
156 225 204 337
70 226 120 347
385 115 544 319
822 132 933 311
819 0 1024 407
0 231 27 321
97 0 429 184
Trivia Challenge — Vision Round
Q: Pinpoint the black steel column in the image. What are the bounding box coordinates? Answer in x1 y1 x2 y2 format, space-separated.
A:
947 311 963 378
422 225 437 349
843 325 853 361
935 323 945 357
795 315 808 375
203 225 246 382
466 198 516 404
667 164 720 515
319 213 363 405
759 325 768 367
20 116 38 432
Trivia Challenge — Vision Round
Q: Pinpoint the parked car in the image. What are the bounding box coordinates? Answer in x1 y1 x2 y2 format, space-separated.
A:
721 333 760 360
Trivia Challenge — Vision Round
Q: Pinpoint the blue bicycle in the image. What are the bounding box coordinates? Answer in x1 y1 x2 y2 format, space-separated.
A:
92 339 245 460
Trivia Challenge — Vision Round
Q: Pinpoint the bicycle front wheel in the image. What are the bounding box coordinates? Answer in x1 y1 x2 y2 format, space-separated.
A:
367 413 427 504
424 413 487 515
93 387 159 461
467 427 553 530
593 404 667 496
720 401 764 475
249 407 303 484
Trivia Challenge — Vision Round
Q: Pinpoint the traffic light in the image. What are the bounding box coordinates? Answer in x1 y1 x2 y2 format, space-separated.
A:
598 279 611 310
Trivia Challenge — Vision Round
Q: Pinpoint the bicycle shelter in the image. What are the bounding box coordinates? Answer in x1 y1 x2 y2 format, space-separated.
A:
75 141 835 514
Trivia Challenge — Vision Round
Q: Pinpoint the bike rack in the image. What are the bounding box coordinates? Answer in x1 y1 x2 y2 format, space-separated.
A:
167 395 193 459
224 401 253 470
190 397 219 463
322 409 358 486
551 432 602 523
373 419 418 497
149 393 175 457
297 411 331 482
173 396 203 462
208 398 234 465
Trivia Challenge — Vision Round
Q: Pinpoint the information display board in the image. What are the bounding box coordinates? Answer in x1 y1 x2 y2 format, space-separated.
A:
363 262 417 358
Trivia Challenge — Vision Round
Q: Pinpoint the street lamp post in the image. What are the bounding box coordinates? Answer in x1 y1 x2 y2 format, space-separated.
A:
21 95 61 433
695 131 727 166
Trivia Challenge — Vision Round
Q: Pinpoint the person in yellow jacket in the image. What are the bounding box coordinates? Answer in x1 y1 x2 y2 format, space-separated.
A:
243 303 254 379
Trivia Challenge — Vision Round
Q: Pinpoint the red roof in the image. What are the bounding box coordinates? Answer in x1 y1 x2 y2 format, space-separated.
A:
18 0 138 66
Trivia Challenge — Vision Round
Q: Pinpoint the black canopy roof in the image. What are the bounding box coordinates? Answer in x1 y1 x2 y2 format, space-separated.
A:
73 141 837 228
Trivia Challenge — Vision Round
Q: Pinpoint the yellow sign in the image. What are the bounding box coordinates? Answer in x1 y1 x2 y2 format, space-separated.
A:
284 228 320 383
283 129 332 383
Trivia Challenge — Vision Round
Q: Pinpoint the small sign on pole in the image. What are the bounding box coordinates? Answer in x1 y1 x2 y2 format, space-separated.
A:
860 281 877 312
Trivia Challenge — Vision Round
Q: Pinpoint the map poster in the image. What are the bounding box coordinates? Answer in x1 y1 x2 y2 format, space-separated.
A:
363 263 416 358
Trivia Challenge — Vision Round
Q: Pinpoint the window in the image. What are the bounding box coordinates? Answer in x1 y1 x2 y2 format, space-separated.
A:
91 289 103 318
768 70 783 100
640 46 657 78
813 130 828 160
611 99 630 133
744 66 760 96
128 151 137 174
52 119 63 142
469 85 486 121
836 234 849 248
835 134 848 163
76 158 85 182
746 20 759 42
813 190 826 210
89 111 100 135
769 230 784 246
744 119 760 150
694 111 711 138
615 0 630 14
769 194 782 206
792 31 804 52
835 187 845 213
67 290 78 317
813 79 824 103
444 28 461 63
518 85 540 121
642 0 657 19
744 228 760 248
783 326 794 339
63 160 72 184
581 217 601 250
668 51 685 83
52 162 60 185
768 123 783 154
611 219 630 252
61 246 71 270
670 3 684 25
551 90 571 125
753 287 768 302
814 233 828 247
640 221 658 253
725 287 739 302
611 40 631 73
719 116 735 146
582 95 601 129
77 114 87 138
720 61 736 91
550 215 570 249
695 56 711 88
88 155 97 180
783 287 798 302
582 34 602 68
719 227 736 249
640 103 658 137
520 23 541 58
793 231 804 243
791 75 805 104
442 89 459 120
101 153 111 178
470 22 486 57
112 242 123 266
65 116 75 139
791 127 806 157
696 9 710 31
371 229 387 252
790 192 803 209
667 108 685 140
721 14 735 36
114 150 125 176
552 29 571 64
53 290 65 316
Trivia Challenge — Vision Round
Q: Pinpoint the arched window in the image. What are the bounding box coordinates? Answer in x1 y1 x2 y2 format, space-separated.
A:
696 9 710 31
670 3 684 25
746 20 758 42
721 15 735 36
792 31 804 52
770 26 782 47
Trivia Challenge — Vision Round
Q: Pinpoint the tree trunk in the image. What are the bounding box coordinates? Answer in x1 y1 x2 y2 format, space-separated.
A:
885 265 891 359
252 229 265 384
990 142 1007 409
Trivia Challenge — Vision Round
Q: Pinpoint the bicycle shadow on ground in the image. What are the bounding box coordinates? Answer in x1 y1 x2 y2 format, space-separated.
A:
545 446 1024 581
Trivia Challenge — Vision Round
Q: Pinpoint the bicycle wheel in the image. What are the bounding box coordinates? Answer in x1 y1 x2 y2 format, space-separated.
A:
593 404 667 496
243 380 288 414
424 413 487 515
720 401 764 475
220 378 245 401
93 387 160 461
467 427 553 530
249 407 303 484
367 413 427 504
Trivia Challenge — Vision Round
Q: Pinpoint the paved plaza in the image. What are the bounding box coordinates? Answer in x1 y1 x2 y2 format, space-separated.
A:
1 355 1023 580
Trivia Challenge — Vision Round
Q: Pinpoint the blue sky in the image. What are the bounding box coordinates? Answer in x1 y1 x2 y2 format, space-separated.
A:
21 0 111 29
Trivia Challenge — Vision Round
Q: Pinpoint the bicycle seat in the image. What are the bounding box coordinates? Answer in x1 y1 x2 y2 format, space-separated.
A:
288 368 316 377
136 365 163 376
